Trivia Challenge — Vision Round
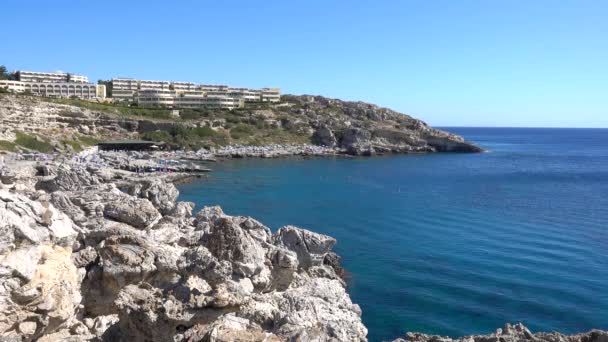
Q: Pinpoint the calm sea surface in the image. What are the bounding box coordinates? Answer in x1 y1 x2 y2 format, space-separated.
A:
177 128 608 341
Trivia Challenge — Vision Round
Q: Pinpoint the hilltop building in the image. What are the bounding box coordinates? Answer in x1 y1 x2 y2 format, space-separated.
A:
0 70 104 100
17 71 88 83
110 77 280 109
1 69 279 106
136 89 244 109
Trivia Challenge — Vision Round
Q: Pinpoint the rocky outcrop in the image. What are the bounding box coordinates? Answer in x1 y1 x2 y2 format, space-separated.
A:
283 95 483 155
0 93 481 156
311 125 338 148
0 161 367 341
0 190 80 341
396 323 608 342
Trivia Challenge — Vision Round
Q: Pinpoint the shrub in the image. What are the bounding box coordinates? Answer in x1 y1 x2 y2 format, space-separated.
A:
61 139 83 152
192 126 219 138
14 132 54 153
0 140 17 151
230 124 256 140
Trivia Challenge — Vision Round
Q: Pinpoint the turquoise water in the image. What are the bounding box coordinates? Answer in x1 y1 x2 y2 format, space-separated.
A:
177 128 608 341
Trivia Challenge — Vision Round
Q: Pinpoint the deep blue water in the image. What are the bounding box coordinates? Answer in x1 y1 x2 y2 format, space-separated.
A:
177 128 608 341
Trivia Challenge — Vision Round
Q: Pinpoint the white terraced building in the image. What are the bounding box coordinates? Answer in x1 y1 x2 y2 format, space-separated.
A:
0 80 26 93
136 89 243 109
111 78 280 106
17 70 89 83
0 80 105 99
112 78 199 101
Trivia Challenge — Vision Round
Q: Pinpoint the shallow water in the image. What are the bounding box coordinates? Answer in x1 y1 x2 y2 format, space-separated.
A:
177 128 608 341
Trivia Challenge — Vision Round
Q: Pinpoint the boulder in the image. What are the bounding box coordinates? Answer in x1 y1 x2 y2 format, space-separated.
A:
37 166 101 192
311 126 337 147
128 179 179 215
274 225 336 270
104 197 161 229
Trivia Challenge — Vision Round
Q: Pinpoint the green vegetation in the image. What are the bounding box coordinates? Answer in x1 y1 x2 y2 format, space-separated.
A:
22 94 315 150
41 97 174 120
230 123 256 140
14 132 54 153
61 139 83 152
0 140 17 152
0 65 16 80
75 134 100 146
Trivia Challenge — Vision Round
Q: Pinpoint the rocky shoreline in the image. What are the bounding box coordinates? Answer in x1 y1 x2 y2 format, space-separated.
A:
1 156 606 341
0 156 367 341
395 323 608 342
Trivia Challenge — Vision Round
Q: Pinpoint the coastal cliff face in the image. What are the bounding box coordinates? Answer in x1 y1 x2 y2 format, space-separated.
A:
287 95 482 154
0 162 367 341
0 94 481 154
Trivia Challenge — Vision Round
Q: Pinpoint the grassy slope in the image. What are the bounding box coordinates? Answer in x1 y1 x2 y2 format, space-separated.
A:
37 97 314 150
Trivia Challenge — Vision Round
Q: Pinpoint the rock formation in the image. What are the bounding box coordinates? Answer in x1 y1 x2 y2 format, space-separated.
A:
0 93 482 155
0 161 367 341
394 323 608 342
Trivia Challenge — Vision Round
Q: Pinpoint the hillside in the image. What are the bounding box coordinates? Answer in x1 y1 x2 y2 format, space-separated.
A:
0 93 481 154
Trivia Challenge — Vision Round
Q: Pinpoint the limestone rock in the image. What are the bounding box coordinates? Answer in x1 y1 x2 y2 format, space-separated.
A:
398 323 608 342
311 126 337 147
128 178 179 215
103 197 161 229
274 225 336 270
37 166 101 192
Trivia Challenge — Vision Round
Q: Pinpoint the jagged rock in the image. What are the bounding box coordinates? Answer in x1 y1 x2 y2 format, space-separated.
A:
202 216 270 285
172 201 195 218
397 323 608 342
103 197 161 229
182 314 284 342
98 234 157 289
0 167 17 185
71 246 98 268
128 179 179 215
37 166 101 192
195 205 226 224
311 126 337 147
242 276 367 341
274 225 336 270
0 245 81 340
0 190 77 249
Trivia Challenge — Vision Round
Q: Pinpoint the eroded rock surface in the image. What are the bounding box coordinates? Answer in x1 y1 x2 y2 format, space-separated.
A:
395 323 608 342
0 162 368 341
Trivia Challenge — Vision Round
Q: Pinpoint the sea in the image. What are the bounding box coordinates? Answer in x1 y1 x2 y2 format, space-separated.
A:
177 128 608 342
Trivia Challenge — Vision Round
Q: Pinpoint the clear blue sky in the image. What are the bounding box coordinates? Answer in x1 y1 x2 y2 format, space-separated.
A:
2 0 607 127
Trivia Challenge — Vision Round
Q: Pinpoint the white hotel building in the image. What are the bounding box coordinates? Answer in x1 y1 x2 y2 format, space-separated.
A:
17 70 89 84
136 89 244 110
0 70 104 99
111 78 280 109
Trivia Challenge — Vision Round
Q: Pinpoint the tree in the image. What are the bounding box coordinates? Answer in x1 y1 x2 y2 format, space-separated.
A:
0 65 8 80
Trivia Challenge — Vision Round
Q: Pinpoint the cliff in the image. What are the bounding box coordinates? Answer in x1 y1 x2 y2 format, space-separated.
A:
0 93 482 154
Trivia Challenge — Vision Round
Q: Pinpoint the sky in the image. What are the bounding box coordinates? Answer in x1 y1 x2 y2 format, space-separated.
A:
2 0 607 127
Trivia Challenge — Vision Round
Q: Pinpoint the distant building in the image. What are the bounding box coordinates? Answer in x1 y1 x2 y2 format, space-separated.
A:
110 77 281 108
3 70 103 100
17 70 88 83
1 80 100 99
96 84 107 99
136 89 244 110
24 82 100 99
111 78 198 102
0 80 26 93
